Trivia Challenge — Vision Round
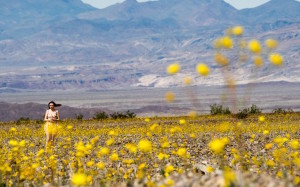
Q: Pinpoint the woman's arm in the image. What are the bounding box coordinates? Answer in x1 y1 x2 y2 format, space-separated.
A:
56 111 60 121
44 110 49 122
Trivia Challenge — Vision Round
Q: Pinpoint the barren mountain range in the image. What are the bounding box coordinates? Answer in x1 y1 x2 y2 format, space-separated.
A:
0 0 300 91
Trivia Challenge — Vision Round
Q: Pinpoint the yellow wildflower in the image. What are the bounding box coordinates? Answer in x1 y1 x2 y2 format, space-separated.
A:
206 166 214 173
290 140 299 150
209 137 229 155
253 56 263 67
183 76 192 85
71 173 87 186
96 162 105 170
196 63 210 76
248 40 261 54
258 116 265 122
269 53 283 66
265 39 278 49
109 153 119 162
265 143 273 150
215 53 229 66
165 92 175 103
166 63 180 75
177 148 187 157
99 147 110 156
232 26 243 36
138 139 152 153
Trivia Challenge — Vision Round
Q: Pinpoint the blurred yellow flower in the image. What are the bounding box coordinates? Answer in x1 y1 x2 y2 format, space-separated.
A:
265 39 278 49
164 165 175 173
138 139 152 153
109 153 119 162
177 148 187 157
138 163 146 170
166 179 174 186
8 140 18 147
215 53 229 66
96 162 105 170
269 53 283 66
232 26 243 36
165 91 175 103
290 140 299 150
86 161 94 167
196 63 210 76
253 56 264 68
161 141 170 148
265 143 273 150
220 36 233 49
223 167 236 187
125 143 137 154
183 76 192 85
106 138 115 146
209 137 229 155
71 173 87 186
99 147 110 155
166 63 180 75
179 119 186 125
263 130 269 135
266 160 275 167
9 127 17 132
248 40 261 54
206 166 214 173
258 116 265 122
150 123 159 131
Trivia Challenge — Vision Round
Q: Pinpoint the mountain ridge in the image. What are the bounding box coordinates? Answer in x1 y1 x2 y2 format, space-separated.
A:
0 0 299 90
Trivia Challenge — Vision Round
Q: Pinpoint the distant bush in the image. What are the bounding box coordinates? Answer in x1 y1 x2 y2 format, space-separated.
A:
249 104 262 114
235 104 262 119
125 110 137 118
75 114 83 120
110 110 136 119
272 108 294 114
16 117 30 125
93 112 109 120
210 104 231 115
236 109 249 119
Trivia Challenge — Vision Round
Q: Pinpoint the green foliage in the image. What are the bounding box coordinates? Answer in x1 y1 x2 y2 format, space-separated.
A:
235 104 262 119
236 109 249 119
110 110 136 119
75 114 83 120
16 117 30 125
272 108 294 114
249 104 262 114
125 110 137 118
210 104 231 115
93 112 109 120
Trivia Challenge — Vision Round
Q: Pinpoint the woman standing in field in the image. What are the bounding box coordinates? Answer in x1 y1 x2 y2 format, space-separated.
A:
44 101 61 149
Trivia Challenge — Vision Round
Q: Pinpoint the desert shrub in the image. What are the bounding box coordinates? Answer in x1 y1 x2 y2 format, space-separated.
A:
126 110 136 118
210 104 231 115
110 112 127 119
222 107 232 115
236 108 249 119
249 104 262 114
94 112 109 120
16 117 30 125
210 104 223 115
272 108 294 114
110 110 136 119
75 114 83 120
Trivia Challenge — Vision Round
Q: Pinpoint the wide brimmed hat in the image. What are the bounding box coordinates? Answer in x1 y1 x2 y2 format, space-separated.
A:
48 101 62 108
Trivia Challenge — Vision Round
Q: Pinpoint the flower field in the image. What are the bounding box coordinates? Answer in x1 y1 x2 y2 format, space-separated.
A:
0 113 299 186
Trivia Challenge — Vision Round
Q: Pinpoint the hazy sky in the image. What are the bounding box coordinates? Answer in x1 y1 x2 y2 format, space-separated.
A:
81 0 274 9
